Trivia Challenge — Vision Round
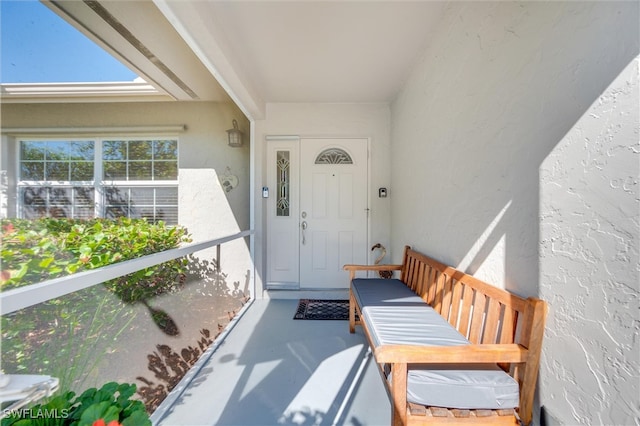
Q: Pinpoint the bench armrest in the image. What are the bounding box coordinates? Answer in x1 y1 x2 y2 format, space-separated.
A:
344 264 403 280
343 264 403 272
375 343 529 364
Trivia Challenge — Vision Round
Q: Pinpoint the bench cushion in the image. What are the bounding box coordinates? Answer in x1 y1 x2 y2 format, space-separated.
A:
351 278 425 308
361 304 468 348
406 364 520 409
353 284 520 410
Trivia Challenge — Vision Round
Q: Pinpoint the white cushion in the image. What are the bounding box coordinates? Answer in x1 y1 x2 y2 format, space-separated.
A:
352 278 425 308
361 304 468 348
405 363 520 409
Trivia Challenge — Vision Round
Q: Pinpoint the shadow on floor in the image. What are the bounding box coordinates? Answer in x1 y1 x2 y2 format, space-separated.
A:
156 299 390 426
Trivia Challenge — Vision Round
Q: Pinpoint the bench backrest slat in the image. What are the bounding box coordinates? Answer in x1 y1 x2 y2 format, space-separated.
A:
483 298 502 344
500 307 517 344
448 278 464 328
434 271 447 313
405 256 414 290
427 268 437 305
468 291 486 343
440 273 454 320
458 284 474 337
415 259 424 294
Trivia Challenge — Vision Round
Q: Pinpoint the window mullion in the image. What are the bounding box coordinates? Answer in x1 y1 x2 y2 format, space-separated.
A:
95 139 104 219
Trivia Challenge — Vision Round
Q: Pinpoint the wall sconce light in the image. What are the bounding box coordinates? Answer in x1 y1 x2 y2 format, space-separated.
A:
227 119 244 147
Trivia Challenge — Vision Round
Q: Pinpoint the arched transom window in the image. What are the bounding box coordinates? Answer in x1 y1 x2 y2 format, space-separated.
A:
314 148 353 165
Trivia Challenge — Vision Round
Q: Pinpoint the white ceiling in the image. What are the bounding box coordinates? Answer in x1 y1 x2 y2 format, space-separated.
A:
45 1 447 119
201 1 446 103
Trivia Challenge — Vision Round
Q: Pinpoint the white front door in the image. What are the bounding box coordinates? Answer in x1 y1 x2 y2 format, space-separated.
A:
299 138 368 288
266 138 368 290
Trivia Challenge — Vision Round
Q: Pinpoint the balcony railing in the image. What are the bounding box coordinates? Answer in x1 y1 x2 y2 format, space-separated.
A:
0 230 254 420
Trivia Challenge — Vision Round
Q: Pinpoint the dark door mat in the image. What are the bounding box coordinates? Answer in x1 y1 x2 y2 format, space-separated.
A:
293 299 349 320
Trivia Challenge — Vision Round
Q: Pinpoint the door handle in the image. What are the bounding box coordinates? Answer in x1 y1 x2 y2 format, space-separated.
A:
301 221 308 245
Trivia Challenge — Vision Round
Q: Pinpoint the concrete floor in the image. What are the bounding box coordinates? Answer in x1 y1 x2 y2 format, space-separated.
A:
154 299 391 426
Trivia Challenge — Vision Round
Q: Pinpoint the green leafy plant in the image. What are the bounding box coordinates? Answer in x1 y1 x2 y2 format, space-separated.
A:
1 218 192 301
1 382 150 426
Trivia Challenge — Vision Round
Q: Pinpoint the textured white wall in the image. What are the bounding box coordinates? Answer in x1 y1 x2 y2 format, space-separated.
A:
539 58 639 425
390 2 638 424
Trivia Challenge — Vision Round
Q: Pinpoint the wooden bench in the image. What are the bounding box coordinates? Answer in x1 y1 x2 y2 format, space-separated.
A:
344 246 547 426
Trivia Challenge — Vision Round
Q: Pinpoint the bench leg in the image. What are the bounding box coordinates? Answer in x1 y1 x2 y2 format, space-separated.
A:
391 363 408 426
349 291 356 333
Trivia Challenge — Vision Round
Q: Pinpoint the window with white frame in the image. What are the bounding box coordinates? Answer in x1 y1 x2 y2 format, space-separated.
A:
18 138 178 224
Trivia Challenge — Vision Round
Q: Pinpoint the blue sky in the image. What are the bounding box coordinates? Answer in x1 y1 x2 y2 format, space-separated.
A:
1 0 138 83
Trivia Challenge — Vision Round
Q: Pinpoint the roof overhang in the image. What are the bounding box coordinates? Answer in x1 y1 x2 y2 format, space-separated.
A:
0 80 174 104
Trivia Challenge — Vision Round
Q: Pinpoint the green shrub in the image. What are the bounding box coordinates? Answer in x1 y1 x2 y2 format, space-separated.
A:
1 218 191 303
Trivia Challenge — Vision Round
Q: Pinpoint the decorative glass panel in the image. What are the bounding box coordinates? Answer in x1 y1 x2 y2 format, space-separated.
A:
314 148 353 165
276 151 290 217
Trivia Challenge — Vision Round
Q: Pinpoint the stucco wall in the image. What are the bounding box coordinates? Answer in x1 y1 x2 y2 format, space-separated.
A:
0 101 252 295
539 58 639 426
390 2 638 425
253 103 391 294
